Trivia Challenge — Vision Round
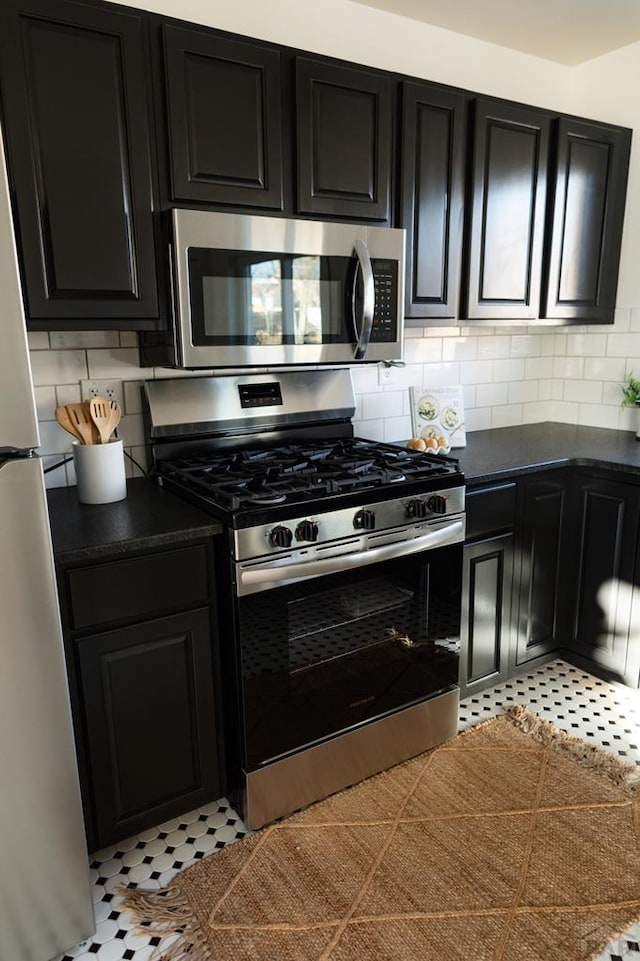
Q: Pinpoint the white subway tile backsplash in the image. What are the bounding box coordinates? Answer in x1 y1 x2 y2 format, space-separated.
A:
361 390 404 420
605 333 640 357
477 335 511 360
566 333 607 357
476 382 508 407
525 356 553 379
403 337 442 363
493 358 525 382
28 307 640 489
459 359 493 384
577 403 618 430
541 333 565 356
27 331 50 350
49 330 120 350
30 348 87 386
464 407 492 431
442 337 477 362
509 334 542 357
563 379 602 404
552 356 585 379
421 361 461 385
508 380 538 404
583 357 626 381
86 347 146 379
34 386 56 422
491 404 523 429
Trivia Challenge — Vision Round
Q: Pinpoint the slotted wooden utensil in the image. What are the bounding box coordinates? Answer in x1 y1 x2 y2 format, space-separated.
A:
89 396 122 444
65 402 95 445
54 405 84 443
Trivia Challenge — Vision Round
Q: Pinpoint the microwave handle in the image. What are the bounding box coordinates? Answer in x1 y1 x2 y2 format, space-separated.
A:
352 239 375 360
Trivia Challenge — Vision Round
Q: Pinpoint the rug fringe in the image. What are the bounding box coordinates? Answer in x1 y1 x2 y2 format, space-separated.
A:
506 703 640 796
116 883 212 961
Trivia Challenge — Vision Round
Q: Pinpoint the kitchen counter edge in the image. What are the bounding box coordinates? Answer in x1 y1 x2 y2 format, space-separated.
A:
47 477 222 563
452 421 640 486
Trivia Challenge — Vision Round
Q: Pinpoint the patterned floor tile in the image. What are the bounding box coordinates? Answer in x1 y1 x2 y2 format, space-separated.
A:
55 658 640 961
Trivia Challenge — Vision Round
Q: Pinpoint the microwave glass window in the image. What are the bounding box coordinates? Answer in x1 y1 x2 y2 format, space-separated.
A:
189 248 352 347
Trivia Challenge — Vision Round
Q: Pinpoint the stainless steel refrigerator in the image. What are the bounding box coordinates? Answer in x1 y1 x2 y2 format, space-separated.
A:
0 124 95 958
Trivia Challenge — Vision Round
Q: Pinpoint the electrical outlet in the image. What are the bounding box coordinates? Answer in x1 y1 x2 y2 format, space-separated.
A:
378 364 392 385
81 379 124 410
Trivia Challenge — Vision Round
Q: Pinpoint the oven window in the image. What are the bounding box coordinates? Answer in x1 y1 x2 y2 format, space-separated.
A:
236 546 461 770
188 248 350 346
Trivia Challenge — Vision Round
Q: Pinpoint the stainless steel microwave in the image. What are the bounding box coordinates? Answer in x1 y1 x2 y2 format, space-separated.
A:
167 209 405 369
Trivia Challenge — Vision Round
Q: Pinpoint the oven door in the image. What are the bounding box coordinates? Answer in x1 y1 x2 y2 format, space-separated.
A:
172 209 404 367
233 538 462 772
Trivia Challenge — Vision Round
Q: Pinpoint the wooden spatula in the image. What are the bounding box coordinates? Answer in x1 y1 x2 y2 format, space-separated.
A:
89 396 121 444
65 402 95 445
54 405 84 443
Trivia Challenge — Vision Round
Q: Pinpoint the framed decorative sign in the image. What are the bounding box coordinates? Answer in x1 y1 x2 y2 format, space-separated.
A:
410 385 466 450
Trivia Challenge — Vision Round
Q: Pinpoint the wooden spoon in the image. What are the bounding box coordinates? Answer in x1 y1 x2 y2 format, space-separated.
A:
54 405 84 443
65 402 95 445
89 396 122 444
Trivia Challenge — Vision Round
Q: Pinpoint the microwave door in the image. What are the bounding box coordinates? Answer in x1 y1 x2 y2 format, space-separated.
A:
353 239 374 360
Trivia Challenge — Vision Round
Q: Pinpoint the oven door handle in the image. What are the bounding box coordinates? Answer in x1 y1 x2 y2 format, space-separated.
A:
239 519 465 591
352 239 375 361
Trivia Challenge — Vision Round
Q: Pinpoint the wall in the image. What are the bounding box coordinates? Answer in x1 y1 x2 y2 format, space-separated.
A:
26 0 640 487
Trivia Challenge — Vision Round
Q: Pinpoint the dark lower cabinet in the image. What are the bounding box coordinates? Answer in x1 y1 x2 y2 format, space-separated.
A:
400 81 466 321
295 57 392 222
566 474 640 684
77 609 222 849
0 0 161 327
515 473 572 666
460 533 513 698
57 538 224 852
460 481 516 696
543 119 631 324
162 24 284 209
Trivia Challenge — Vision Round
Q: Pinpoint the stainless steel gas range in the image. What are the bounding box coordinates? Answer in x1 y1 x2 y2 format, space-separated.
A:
145 369 465 829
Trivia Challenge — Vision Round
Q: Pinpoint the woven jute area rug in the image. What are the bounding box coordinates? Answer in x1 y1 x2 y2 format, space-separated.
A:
119 705 640 961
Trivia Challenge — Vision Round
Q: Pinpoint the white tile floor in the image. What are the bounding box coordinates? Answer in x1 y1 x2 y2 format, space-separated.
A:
58 659 640 961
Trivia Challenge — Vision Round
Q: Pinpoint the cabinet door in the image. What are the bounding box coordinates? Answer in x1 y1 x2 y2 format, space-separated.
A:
567 475 640 683
459 533 513 698
0 0 160 327
515 475 570 666
77 609 223 849
543 118 631 324
464 99 550 320
162 24 283 210
296 57 392 222
401 82 466 321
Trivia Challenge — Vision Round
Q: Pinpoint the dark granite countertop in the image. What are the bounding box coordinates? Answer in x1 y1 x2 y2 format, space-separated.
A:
454 422 640 486
47 477 221 563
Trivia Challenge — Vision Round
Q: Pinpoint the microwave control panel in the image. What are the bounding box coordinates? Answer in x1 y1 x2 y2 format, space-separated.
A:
371 259 398 342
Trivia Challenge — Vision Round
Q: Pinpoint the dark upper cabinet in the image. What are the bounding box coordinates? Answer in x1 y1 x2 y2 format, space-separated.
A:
543 118 631 324
464 99 550 321
295 57 392 222
0 0 161 327
400 81 466 321
162 24 284 210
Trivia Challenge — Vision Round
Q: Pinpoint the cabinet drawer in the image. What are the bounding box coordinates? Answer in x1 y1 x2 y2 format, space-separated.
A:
466 483 516 539
68 544 210 630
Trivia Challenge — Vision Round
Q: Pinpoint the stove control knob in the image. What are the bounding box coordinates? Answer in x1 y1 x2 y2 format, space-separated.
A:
295 519 319 542
268 525 293 549
406 498 429 519
353 508 376 530
427 495 447 515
